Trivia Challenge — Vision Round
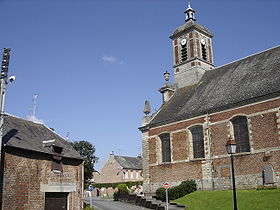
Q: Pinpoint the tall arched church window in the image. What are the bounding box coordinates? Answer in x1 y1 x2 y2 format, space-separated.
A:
231 116 250 153
159 133 171 162
189 125 205 158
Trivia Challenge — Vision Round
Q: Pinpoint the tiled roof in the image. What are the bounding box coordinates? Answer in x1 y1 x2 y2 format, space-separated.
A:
114 155 143 170
149 46 280 127
3 114 82 160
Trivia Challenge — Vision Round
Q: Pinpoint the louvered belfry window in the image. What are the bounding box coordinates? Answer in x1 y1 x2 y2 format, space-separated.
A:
231 116 250 153
190 125 205 158
160 133 171 162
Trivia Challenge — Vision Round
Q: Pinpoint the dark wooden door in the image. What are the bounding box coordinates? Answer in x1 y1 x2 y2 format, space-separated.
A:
45 192 68 210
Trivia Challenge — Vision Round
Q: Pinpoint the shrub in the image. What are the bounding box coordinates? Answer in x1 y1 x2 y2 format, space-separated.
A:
113 191 120 201
117 183 129 193
92 181 143 190
156 180 197 201
256 185 277 190
84 204 94 210
155 187 166 201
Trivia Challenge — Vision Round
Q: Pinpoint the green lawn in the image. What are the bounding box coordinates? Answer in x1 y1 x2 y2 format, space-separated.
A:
174 189 280 210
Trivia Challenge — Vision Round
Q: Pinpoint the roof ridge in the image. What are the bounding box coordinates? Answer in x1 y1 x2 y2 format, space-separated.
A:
215 45 280 70
114 155 141 159
4 113 68 142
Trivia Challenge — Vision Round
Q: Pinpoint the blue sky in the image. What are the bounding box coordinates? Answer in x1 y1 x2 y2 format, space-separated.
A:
0 0 280 170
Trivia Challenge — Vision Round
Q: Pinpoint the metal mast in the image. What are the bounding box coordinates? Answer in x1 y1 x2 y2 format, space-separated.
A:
0 48 11 210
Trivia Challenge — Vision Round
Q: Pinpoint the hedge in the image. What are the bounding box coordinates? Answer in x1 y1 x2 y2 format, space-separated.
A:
90 181 143 190
156 180 197 201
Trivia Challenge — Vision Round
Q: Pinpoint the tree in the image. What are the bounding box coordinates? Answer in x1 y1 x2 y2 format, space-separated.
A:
70 140 98 185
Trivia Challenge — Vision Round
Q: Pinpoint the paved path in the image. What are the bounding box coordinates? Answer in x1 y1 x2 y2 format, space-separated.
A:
84 197 150 210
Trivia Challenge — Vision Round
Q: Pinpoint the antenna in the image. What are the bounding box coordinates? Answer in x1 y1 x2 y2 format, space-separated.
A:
116 148 124 156
29 94 38 117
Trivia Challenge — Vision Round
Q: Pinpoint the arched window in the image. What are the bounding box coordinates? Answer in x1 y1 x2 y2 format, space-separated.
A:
189 125 205 158
231 116 250 153
159 133 171 162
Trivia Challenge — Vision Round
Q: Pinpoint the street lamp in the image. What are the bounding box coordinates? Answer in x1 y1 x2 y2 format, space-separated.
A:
226 136 238 210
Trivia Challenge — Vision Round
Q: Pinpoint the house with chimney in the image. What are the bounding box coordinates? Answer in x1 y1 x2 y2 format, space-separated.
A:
0 114 84 210
92 153 143 196
139 2 280 195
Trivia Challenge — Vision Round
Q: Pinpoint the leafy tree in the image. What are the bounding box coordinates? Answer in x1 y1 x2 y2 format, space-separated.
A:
70 140 98 185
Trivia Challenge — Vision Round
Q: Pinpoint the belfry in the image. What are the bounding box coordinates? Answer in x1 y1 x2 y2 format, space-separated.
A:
170 1 214 88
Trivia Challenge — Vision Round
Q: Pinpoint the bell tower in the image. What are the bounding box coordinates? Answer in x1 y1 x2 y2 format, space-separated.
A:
170 1 214 89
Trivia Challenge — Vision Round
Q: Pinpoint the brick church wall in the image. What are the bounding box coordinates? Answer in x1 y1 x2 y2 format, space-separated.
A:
2 147 83 210
145 98 280 193
172 131 188 161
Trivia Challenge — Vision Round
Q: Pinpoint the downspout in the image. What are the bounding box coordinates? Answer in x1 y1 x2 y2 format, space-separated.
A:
82 161 84 209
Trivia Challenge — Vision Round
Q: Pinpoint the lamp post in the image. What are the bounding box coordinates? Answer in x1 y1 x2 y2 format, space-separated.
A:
226 136 238 210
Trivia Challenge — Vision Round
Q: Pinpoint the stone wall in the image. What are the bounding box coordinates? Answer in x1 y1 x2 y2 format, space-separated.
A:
2 147 83 210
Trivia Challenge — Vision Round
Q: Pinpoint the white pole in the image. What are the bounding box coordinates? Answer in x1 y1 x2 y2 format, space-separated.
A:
166 188 169 210
90 195 93 208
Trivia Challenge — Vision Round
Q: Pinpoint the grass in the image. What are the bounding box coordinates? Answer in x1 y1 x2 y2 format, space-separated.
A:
84 204 94 210
174 189 280 210
101 195 113 200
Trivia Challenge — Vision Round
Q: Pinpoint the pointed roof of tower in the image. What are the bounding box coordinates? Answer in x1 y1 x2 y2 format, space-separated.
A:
170 1 213 39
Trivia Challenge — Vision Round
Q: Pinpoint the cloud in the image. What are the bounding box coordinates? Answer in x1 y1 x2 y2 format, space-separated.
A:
27 115 44 124
102 55 116 63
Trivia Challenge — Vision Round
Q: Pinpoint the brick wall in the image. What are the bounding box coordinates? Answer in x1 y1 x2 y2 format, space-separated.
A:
150 161 202 183
250 112 279 149
144 98 280 193
2 147 83 210
92 155 143 197
98 155 124 183
172 131 188 161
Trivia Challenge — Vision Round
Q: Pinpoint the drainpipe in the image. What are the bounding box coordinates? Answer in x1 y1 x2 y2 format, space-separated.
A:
82 161 84 209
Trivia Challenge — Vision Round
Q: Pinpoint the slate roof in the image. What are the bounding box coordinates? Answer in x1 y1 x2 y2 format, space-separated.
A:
114 155 143 170
3 114 82 160
149 46 280 127
170 20 213 39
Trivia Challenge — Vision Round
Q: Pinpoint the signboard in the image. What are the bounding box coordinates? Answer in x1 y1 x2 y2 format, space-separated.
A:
163 183 169 210
89 185 94 191
163 183 170 189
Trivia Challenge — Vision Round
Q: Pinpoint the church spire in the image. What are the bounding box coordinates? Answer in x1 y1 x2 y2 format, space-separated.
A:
184 0 196 22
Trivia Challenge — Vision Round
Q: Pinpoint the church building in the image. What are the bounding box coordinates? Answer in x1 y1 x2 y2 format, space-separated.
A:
139 2 280 194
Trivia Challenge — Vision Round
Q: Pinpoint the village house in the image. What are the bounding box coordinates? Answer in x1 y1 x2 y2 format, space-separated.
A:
0 114 84 210
92 153 143 197
139 3 280 195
